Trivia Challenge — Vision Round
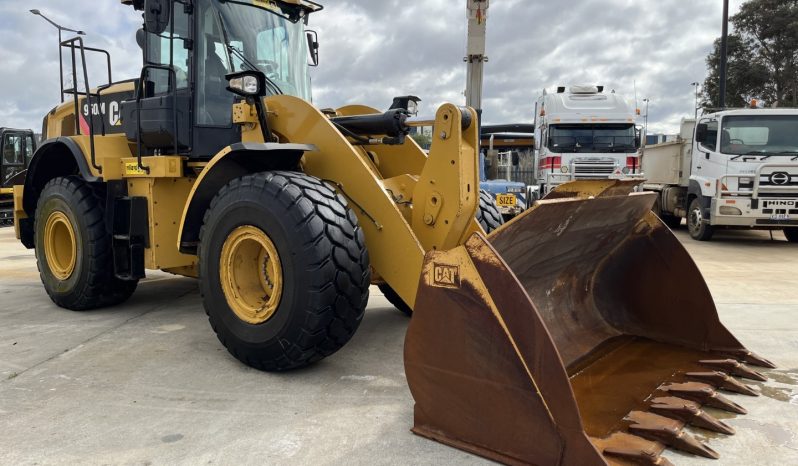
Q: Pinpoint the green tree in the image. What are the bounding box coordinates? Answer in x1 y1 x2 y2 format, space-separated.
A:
704 0 798 108
411 132 432 150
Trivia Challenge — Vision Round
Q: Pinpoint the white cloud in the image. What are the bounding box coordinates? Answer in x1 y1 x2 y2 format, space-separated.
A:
2 0 746 135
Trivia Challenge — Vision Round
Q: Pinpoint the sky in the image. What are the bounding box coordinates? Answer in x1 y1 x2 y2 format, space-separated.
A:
0 0 746 135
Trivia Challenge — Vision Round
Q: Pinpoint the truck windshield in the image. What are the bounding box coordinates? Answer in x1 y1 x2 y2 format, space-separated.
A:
217 1 312 101
549 124 637 153
721 115 798 156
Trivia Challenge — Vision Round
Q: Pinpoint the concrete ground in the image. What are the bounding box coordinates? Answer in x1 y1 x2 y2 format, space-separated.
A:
1 225 797 465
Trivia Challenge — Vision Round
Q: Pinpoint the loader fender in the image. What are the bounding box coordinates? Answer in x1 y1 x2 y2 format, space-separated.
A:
20 137 100 248
178 142 316 254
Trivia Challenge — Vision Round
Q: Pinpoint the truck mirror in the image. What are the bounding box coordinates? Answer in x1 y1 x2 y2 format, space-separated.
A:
144 0 171 35
306 30 320 67
695 123 708 144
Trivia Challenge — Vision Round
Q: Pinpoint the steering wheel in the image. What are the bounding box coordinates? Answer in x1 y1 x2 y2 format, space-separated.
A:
730 138 745 144
256 60 280 80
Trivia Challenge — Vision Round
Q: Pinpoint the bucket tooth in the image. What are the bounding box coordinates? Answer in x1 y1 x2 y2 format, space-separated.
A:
598 433 673 466
650 396 736 435
624 411 720 459
686 371 759 396
659 382 748 415
725 349 776 369
700 359 768 381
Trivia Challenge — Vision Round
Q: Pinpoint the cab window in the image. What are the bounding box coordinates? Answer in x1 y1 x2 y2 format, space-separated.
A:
196 0 233 126
2 134 24 166
144 6 190 94
699 120 718 152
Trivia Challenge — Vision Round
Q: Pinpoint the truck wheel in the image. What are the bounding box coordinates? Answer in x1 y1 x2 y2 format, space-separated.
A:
199 172 370 371
784 228 798 243
380 188 505 316
34 177 138 311
687 197 714 241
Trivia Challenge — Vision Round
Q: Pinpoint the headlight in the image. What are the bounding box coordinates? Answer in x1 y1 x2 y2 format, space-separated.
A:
622 167 630 175
739 177 754 188
226 71 266 97
561 165 569 174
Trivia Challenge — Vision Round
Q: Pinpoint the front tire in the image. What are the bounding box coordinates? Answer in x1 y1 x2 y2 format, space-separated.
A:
687 197 714 241
34 177 137 310
784 228 798 243
199 172 370 371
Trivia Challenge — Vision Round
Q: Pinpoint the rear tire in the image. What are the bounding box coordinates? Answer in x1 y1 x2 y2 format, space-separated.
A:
380 189 504 316
199 171 370 371
785 228 798 243
687 197 714 241
34 177 138 311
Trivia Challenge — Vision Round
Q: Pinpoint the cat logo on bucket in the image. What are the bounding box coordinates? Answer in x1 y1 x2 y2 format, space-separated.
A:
431 263 460 289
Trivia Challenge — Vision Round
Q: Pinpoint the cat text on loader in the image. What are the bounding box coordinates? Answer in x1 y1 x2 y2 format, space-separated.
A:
15 1 774 464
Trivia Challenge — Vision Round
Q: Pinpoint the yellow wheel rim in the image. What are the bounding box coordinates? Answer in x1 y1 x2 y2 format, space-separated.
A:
44 211 77 281
219 225 284 325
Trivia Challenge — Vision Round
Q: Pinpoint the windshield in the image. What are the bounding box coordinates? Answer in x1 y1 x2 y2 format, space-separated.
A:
548 124 637 153
217 1 312 101
721 115 798 156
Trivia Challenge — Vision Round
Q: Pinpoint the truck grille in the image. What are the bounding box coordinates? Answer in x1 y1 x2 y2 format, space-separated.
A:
759 173 798 187
573 160 616 178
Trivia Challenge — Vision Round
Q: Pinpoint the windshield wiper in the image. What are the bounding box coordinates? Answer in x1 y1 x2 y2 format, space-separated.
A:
226 45 283 96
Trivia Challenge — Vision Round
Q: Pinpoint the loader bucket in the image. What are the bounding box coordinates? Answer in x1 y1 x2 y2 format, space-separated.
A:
405 185 774 465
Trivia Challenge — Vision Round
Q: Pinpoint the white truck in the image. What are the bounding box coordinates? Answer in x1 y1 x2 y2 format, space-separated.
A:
534 85 642 195
642 109 798 242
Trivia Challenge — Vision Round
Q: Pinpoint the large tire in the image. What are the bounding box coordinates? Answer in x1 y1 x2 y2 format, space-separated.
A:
687 197 714 241
476 189 505 233
784 228 798 243
199 171 370 371
379 189 505 316
34 177 138 311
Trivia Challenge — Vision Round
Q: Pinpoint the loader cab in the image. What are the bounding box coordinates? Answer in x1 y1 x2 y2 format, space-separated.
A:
121 0 319 160
1 128 35 188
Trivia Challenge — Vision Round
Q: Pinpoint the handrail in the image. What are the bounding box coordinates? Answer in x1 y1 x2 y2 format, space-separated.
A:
61 36 108 174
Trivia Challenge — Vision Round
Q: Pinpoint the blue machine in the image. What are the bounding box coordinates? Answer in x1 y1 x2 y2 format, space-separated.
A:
479 152 530 219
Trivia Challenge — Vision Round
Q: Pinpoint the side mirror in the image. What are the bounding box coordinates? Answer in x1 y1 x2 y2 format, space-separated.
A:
144 0 171 35
306 30 320 66
695 123 708 145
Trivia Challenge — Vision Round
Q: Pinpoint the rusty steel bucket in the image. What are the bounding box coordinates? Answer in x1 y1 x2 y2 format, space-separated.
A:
404 181 774 465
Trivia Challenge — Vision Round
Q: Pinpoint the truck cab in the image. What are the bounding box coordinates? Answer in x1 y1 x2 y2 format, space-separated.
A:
643 109 798 241
534 86 642 195
692 109 798 239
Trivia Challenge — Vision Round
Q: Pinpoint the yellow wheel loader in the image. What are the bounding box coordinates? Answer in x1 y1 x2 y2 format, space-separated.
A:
14 1 774 464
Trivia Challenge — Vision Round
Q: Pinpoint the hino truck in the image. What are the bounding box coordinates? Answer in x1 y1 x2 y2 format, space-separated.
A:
534 85 642 195
642 109 798 242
